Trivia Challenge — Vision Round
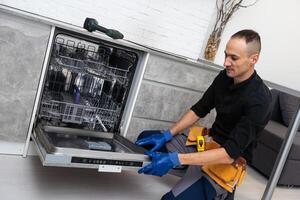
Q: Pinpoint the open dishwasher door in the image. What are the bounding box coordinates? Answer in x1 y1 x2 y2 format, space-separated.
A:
32 124 149 171
27 27 150 172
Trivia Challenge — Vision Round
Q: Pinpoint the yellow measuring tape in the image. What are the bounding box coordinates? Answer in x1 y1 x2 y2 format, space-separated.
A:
196 135 205 152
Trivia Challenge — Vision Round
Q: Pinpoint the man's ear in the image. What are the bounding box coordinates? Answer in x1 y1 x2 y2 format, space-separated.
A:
250 53 259 65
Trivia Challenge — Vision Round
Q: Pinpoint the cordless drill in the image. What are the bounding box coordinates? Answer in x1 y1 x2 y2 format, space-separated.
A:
83 18 124 39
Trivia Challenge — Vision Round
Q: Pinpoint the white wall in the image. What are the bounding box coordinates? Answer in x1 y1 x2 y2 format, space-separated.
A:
214 0 300 91
0 0 215 59
1 0 299 90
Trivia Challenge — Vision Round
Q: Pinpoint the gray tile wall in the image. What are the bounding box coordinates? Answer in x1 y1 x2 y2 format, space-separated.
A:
126 54 220 141
0 12 50 143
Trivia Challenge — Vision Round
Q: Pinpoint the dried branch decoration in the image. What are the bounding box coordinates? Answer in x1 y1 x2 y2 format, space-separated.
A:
204 0 258 61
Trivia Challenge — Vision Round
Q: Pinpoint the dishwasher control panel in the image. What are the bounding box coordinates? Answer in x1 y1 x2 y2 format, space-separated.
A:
71 157 143 167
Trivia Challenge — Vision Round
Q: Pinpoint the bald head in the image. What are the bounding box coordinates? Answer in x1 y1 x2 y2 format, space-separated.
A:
231 29 261 56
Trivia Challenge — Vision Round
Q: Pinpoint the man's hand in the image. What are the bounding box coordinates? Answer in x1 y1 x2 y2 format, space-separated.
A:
135 130 173 152
138 151 180 177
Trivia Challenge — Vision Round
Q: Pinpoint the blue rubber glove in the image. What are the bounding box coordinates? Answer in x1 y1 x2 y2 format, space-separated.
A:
138 151 180 177
135 130 173 152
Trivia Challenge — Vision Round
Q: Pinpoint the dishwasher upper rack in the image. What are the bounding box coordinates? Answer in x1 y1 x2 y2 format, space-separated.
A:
39 92 121 131
52 37 137 85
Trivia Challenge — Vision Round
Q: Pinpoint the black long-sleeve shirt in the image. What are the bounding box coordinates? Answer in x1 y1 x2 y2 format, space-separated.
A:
191 69 272 161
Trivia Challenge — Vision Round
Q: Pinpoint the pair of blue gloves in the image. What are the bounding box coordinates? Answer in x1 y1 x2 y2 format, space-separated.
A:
135 130 181 177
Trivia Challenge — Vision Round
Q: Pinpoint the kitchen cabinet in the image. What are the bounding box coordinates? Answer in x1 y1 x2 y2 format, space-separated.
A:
0 12 50 154
0 7 222 157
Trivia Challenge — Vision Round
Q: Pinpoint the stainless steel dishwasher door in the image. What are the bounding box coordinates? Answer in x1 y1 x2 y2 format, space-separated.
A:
32 124 149 172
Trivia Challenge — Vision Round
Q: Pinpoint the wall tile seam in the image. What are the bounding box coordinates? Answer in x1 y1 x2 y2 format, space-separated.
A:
131 115 176 124
142 78 206 94
138 41 203 54
153 45 203 56
148 55 222 72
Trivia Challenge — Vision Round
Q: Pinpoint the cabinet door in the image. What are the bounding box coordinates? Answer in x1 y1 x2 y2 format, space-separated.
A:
0 12 50 154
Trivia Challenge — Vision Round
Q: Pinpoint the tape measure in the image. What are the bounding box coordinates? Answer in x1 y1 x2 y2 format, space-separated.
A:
197 135 205 152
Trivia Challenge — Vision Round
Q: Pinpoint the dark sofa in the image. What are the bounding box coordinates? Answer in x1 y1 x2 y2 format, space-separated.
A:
250 89 300 186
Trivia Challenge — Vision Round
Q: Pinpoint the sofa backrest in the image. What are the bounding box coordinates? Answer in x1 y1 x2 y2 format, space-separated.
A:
270 89 284 123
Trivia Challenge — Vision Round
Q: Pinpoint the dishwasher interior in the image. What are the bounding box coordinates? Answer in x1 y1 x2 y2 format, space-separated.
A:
31 29 149 170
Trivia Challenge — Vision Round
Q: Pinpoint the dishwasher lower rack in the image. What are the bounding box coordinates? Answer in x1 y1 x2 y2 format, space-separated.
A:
32 124 150 170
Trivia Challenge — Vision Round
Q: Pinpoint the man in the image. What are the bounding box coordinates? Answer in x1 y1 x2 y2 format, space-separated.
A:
135 29 272 200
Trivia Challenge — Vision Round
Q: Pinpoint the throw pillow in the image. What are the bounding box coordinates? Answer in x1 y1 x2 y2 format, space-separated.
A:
279 92 300 131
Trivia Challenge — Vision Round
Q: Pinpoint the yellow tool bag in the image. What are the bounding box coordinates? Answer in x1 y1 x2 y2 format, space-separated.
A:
202 157 247 193
186 126 247 193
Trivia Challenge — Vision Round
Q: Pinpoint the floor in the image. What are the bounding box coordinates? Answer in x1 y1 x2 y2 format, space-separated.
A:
0 154 299 200
235 167 300 200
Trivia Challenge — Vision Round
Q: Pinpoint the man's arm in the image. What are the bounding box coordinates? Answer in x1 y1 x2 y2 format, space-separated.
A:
170 110 234 166
179 148 234 166
178 97 272 166
169 110 200 136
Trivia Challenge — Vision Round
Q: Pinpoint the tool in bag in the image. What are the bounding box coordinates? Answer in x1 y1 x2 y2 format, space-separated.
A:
186 126 247 193
185 126 209 147
196 135 205 152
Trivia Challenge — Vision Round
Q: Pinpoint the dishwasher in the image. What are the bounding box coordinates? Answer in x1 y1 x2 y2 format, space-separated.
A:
26 27 150 172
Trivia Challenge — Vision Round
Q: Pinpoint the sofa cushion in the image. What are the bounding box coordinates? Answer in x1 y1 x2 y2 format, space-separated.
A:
258 120 300 160
279 92 300 131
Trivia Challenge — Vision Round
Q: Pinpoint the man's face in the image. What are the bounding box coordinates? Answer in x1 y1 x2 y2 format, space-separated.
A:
223 38 258 82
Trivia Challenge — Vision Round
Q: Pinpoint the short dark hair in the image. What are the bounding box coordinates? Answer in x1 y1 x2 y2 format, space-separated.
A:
231 29 261 53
